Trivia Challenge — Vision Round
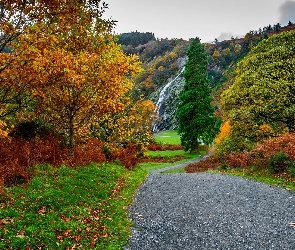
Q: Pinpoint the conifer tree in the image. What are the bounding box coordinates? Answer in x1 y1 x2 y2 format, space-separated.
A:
177 37 220 152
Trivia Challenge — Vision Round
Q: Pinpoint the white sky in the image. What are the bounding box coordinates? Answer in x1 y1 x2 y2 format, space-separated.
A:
103 0 295 42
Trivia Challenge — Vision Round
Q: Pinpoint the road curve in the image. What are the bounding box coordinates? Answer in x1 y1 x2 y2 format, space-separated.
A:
124 172 295 249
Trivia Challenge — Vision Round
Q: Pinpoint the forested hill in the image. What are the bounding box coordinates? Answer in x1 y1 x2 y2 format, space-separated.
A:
117 22 295 101
117 32 190 99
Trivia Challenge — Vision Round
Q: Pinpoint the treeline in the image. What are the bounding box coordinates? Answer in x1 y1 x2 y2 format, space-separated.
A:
117 31 156 47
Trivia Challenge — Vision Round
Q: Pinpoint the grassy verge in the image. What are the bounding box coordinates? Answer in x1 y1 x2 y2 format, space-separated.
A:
161 167 186 174
0 163 147 249
211 167 295 192
146 149 200 158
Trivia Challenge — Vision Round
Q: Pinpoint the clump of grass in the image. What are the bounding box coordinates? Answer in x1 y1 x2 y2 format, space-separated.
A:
0 163 147 249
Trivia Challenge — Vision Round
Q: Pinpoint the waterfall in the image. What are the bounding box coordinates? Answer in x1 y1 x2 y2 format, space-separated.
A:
153 67 185 132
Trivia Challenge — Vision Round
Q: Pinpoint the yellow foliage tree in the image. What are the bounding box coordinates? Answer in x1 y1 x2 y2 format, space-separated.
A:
93 99 156 152
215 120 231 145
0 2 141 150
212 50 220 60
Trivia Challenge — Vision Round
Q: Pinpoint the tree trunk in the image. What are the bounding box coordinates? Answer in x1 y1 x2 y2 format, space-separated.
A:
69 116 75 158
189 142 199 154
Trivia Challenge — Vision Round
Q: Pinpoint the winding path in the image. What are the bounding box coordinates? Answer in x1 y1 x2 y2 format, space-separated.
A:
124 162 295 249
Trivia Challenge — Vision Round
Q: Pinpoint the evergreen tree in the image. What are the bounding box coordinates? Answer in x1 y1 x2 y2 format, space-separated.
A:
177 37 220 152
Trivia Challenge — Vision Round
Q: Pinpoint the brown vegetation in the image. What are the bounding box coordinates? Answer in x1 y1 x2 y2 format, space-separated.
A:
186 133 295 174
0 135 143 188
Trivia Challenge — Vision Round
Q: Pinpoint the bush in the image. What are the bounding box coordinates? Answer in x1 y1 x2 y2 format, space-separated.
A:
109 143 139 170
71 138 106 166
148 143 184 151
225 152 252 168
0 135 68 187
187 133 295 176
268 151 293 174
10 120 52 140
287 163 295 177
215 136 254 157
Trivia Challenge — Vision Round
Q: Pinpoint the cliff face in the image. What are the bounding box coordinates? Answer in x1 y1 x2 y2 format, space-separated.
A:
152 67 185 132
151 56 186 132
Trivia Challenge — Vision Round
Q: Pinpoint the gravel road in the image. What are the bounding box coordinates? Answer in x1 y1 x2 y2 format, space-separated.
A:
124 172 295 249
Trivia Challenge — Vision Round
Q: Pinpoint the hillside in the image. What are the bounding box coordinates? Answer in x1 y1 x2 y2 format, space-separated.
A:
118 23 295 131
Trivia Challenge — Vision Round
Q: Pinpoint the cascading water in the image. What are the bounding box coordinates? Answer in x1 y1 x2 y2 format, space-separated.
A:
153 67 185 132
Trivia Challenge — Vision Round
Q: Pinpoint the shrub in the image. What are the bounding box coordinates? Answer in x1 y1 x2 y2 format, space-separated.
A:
268 151 292 174
0 136 107 188
71 138 106 166
10 120 52 140
287 163 295 177
214 136 254 157
185 156 222 173
254 133 295 160
147 143 184 151
109 143 139 170
225 152 252 168
0 135 68 187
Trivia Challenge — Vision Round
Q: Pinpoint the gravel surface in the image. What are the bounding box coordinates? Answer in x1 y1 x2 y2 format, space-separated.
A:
124 172 295 249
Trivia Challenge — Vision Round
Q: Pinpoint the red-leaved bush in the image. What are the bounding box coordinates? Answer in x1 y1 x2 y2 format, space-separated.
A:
109 143 139 170
224 152 252 168
225 133 295 169
0 135 106 187
186 133 295 173
71 138 106 167
148 143 184 151
254 133 295 161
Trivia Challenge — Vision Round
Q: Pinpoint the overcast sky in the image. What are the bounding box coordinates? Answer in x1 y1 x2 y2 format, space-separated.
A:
103 0 295 42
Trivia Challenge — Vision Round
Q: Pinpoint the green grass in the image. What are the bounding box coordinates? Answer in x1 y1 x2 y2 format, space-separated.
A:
161 167 186 174
0 163 147 249
154 130 181 145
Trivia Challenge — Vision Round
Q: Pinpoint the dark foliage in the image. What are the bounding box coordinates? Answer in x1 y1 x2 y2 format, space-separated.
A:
117 31 156 47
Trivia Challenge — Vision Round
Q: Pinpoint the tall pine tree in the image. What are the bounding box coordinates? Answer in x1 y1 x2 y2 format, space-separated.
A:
177 37 220 152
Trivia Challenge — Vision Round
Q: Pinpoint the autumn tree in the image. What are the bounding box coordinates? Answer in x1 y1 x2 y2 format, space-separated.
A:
221 30 295 149
0 0 115 121
177 37 220 152
0 1 141 151
0 0 65 121
93 99 156 152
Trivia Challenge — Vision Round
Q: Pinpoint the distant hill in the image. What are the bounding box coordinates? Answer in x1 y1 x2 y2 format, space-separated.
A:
117 32 190 99
118 22 295 131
